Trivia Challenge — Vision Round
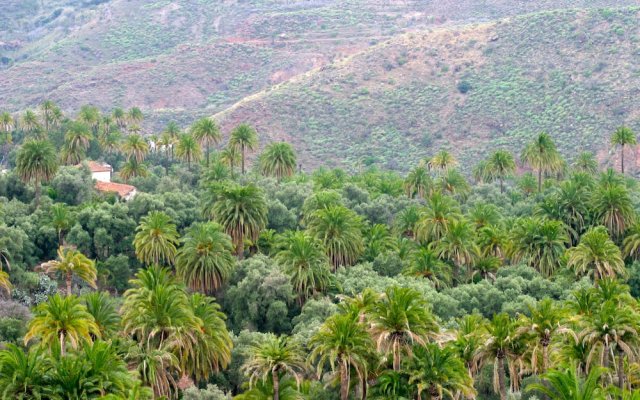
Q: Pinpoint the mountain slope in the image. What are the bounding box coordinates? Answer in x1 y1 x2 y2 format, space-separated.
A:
214 7 640 171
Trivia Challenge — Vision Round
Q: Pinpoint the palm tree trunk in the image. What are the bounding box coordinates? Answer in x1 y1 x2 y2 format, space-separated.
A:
339 358 350 400
66 270 72 296
603 342 610 385
429 383 441 400
537 168 542 193
60 332 65 356
360 374 367 400
498 355 507 400
272 369 280 400
34 176 41 208
500 177 504 194
393 338 401 371
236 235 244 260
241 143 246 174
542 343 549 373
621 145 625 174
618 349 626 390
206 145 210 167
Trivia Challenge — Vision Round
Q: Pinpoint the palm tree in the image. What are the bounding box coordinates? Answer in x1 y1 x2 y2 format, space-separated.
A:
408 343 476 400
275 231 333 304
206 183 267 259
438 168 470 198
176 133 202 170
396 205 421 239
220 145 241 177
24 293 99 355
369 286 439 371
306 205 364 269
121 133 149 162
509 217 569 277
82 291 120 337
100 130 122 154
517 298 569 373
415 192 461 243
40 100 57 132
0 111 14 144
574 151 599 174
525 364 606 400
404 247 451 288
133 211 180 266
175 222 236 294
127 107 143 125
404 165 432 199
521 132 563 192
119 159 149 181
260 142 297 181
0 344 49 399
190 117 221 166
474 313 517 400
42 246 97 296
623 223 640 260
50 203 73 245
125 342 179 398
20 109 40 133
0 267 11 295
485 150 516 193
112 107 127 129
566 226 626 285
477 224 509 259
242 334 306 400
591 182 636 239
61 121 93 164
230 123 258 175
612 127 637 174
77 105 101 133
452 314 486 379
434 218 479 277
309 313 375 400
364 224 398 261
428 150 457 172
16 139 58 207
468 202 502 228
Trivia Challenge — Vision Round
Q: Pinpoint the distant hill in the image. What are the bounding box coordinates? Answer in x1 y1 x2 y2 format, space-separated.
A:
2 2 640 171
214 7 640 171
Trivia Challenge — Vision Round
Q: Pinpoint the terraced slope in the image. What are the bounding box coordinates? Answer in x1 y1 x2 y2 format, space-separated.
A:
214 7 640 171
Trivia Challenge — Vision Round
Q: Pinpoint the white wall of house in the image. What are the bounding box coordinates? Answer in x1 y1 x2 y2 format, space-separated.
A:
123 189 137 201
92 171 111 182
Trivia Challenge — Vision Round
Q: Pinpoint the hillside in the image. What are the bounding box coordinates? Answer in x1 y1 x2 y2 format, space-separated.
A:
214 7 640 171
1 1 639 130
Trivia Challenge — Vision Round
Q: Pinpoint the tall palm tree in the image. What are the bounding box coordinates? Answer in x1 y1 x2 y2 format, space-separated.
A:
260 142 297 181
434 218 479 277
474 313 517 400
206 183 268 259
112 107 127 130
40 100 57 132
0 111 14 144
61 121 93 164
20 109 40 133
50 203 73 245
509 217 569 277
77 105 101 134
127 107 143 125
230 123 258 175
566 226 626 285
404 247 451 288
0 266 11 295
242 334 306 400
517 298 569 373
176 133 202 170
82 291 120 337
369 286 439 371
521 132 563 192
175 222 236 294
591 182 636 239
24 293 99 356
309 313 376 400
438 168 470 198
396 205 422 239
121 133 149 162
415 192 461 243
0 344 49 399
42 246 97 296
133 211 180 266
16 139 58 207
612 126 637 174
573 151 599 174
428 150 457 172
485 149 516 193
125 342 179 398
525 365 606 400
306 205 364 269
100 130 122 155
452 314 486 379
408 343 476 400
220 145 241 177
275 231 333 304
477 224 509 259
404 165 432 199
364 224 398 261
190 117 221 166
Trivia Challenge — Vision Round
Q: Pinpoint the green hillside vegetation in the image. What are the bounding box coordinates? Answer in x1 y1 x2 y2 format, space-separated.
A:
216 7 640 171
3 104 640 398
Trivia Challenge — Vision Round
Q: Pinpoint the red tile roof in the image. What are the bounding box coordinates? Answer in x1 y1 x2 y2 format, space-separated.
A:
84 161 112 173
95 181 136 198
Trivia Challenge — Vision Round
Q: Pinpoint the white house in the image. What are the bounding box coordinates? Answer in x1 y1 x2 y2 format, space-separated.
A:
79 160 138 201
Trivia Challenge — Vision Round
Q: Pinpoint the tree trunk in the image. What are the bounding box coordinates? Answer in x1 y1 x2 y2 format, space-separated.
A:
360 374 367 400
206 145 210 167
34 176 41 208
537 168 542 193
236 235 244 260
272 369 280 400
66 271 72 296
429 383 441 400
621 145 625 174
59 332 65 356
393 338 401 371
603 343 610 385
339 358 350 400
500 177 504 194
618 349 626 390
241 143 246 174
498 355 507 400
542 343 549 373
